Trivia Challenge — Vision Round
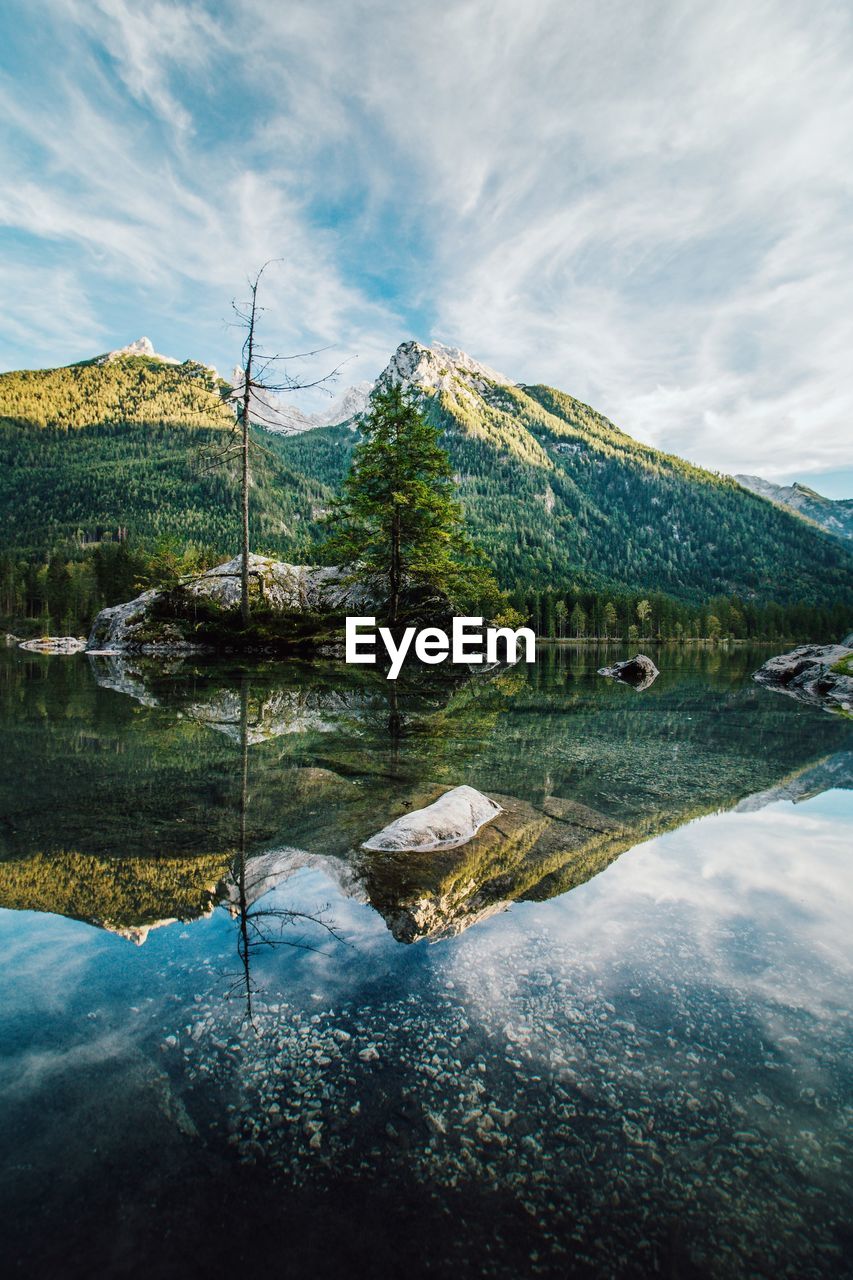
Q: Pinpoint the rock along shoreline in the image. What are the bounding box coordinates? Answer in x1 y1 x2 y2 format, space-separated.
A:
753 643 853 715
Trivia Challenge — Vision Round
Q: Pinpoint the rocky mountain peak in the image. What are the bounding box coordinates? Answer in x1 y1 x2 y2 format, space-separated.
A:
234 339 513 435
101 337 180 365
379 340 514 397
233 368 374 435
735 473 852 541
322 381 373 425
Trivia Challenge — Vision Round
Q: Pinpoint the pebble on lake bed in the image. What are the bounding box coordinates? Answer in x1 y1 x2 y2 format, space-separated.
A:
165 926 851 1280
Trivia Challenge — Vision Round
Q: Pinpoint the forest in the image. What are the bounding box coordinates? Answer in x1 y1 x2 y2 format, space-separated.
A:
1 352 851 640
1 539 845 643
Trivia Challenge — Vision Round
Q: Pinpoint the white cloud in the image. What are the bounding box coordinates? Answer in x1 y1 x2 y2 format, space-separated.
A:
0 261 105 366
445 796 853 1032
1 0 851 478
70 0 225 133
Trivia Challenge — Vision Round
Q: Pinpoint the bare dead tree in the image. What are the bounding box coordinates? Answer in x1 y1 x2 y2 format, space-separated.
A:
223 261 345 626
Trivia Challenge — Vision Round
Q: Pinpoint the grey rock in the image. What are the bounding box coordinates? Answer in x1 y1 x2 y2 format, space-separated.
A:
86 588 205 655
180 554 377 614
86 554 380 654
597 653 659 691
362 785 503 853
754 644 852 714
18 636 86 654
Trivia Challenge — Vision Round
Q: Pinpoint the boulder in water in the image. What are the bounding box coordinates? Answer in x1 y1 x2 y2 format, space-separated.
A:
597 653 659 690
19 636 86 655
754 644 852 714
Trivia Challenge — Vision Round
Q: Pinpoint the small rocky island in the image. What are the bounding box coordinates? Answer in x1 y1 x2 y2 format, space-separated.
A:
754 643 852 714
86 554 382 655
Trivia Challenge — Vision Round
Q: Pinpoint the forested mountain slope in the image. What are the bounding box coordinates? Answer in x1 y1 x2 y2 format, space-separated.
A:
1 341 851 612
267 342 853 608
0 354 328 554
0 353 233 428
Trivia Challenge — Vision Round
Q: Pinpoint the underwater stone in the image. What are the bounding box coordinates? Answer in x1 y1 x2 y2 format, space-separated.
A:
362 785 503 852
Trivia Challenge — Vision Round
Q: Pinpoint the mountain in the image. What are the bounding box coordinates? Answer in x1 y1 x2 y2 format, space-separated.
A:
229 368 372 434
735 474 853 542
266 340 853 607
0 340 232 428
0 346 331 554
1 338 852 614
98 336 181 366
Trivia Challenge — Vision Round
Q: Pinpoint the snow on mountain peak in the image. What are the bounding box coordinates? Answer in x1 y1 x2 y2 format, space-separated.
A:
318 380 373 427
102 337 180 365
238 339 513 436
231 369 373 435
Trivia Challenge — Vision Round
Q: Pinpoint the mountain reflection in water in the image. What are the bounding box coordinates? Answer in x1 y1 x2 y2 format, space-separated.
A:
0 647 850 947
0 645 851 1280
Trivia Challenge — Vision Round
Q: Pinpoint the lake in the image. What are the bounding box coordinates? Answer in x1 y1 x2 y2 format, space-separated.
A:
0 644 850 1279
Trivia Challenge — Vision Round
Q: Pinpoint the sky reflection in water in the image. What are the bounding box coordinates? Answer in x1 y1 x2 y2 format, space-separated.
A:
0 648 850 1279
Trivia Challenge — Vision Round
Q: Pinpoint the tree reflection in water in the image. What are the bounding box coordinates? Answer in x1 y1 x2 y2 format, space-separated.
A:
224 674 346 1022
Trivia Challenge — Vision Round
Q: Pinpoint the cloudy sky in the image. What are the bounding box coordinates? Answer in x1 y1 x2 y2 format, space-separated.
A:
1 0 851 493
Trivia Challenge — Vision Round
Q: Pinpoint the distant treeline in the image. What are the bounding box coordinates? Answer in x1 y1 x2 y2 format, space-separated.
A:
510 586 848 644
1 542 847 643
0 542 219 637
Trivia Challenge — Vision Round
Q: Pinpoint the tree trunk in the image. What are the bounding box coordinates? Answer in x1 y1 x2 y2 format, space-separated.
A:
236 675 252 1019
389 507 401 626
241 404 250 627
240 288 256 629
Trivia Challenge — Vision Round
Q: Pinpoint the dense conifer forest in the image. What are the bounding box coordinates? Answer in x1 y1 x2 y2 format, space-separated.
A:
1 352 850 639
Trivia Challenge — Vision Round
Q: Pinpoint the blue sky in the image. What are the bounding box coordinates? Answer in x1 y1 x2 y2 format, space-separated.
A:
0 0 851 495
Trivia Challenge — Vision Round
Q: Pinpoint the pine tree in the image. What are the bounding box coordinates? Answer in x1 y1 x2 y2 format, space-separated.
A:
323 382 496 624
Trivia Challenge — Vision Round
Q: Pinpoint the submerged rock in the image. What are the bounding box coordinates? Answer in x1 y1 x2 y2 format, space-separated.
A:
753 644 852 714
362 785 503 852
18 636 86 654
597 653 659 690
361 789 630 943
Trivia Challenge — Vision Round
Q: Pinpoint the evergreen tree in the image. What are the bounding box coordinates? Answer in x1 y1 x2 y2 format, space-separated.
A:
323 383 496 624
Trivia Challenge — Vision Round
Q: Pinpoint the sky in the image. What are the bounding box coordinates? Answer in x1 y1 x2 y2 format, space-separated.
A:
0 0 851 495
